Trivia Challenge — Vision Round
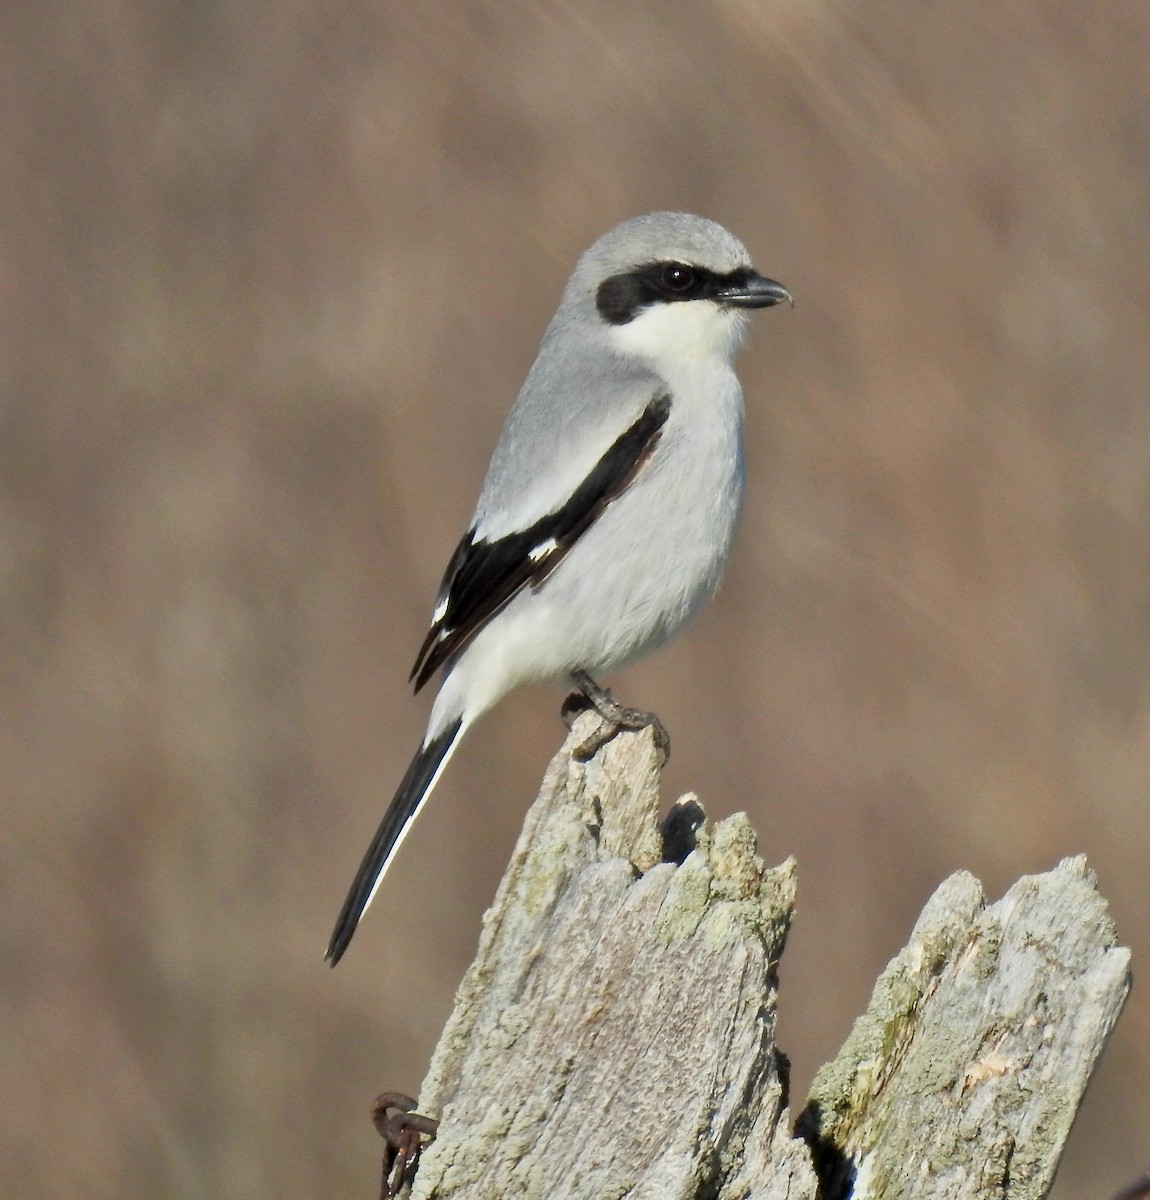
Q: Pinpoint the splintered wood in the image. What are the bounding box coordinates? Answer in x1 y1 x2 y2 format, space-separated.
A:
401 716 1129 1200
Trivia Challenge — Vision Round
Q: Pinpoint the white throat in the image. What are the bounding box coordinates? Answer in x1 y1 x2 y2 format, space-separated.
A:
606 301 749 368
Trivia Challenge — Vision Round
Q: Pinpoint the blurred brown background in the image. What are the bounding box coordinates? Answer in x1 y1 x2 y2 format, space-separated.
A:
4 1 1148 1196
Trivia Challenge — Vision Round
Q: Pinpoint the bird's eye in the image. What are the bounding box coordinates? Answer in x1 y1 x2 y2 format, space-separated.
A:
660 264 698 293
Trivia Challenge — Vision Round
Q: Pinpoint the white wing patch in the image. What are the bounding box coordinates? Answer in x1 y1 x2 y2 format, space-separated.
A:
528 537 559 563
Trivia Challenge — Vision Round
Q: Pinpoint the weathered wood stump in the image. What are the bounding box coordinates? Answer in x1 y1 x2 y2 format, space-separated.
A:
400 715 1129 1199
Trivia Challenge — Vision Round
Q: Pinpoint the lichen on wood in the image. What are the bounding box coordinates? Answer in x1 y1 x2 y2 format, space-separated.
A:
397 715 1129 1199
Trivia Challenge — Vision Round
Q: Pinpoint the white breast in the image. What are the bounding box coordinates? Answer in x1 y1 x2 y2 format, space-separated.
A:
429 333 749 728
496 357 744 676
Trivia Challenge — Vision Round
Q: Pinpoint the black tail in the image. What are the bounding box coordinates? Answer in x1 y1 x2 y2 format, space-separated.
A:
325 717 464 966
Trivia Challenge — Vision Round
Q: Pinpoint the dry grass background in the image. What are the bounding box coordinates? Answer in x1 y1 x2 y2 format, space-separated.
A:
4 1 1149 1196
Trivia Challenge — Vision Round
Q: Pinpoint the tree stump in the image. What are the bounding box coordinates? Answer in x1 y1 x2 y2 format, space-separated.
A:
401 715 1129 1199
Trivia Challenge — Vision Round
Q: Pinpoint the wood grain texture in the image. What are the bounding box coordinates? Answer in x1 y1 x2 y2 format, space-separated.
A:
800 857 1131 1199
406 716 1129 1199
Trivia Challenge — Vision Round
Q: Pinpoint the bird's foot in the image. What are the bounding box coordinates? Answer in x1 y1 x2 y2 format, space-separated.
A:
566 669 670 762
372 1092 439 1200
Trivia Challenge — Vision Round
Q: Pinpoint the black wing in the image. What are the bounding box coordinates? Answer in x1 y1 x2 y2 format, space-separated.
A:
410 392 672 692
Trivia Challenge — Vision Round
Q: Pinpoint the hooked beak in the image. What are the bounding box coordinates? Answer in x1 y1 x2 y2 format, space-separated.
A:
716 272 793 310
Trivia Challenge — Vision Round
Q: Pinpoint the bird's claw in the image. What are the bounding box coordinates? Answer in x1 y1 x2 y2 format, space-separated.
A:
565 669 671 762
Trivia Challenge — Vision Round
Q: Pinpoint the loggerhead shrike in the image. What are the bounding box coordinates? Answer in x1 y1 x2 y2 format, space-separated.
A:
326 212 791 964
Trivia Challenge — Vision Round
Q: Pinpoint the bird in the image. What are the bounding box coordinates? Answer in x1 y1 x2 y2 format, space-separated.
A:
326 211 791 965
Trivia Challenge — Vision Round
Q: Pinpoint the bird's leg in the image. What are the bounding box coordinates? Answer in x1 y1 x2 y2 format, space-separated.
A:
566 669 671 762
372 1092 439 1200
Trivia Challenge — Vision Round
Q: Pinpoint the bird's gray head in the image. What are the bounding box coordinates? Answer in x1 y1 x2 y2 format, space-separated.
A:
562 212 791 366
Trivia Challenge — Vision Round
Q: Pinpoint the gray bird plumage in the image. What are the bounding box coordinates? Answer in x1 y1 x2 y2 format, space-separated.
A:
476 213 762 531
326 212 790 964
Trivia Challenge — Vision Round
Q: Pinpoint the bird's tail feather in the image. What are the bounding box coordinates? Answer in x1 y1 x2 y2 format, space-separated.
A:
325 715 465 965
